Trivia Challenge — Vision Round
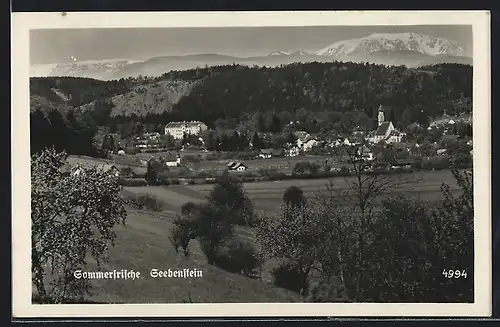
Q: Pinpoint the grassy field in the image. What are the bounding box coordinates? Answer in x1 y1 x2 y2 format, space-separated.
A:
35 207 301 303
124 170 461 215
192 155 332 173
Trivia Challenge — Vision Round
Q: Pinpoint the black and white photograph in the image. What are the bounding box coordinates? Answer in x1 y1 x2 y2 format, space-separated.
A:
12 11 491 317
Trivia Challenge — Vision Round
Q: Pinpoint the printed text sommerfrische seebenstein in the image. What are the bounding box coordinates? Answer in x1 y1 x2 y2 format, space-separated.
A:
150 268 203 278
72 268 204 280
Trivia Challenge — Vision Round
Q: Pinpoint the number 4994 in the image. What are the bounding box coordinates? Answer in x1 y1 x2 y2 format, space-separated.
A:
442 269 467 279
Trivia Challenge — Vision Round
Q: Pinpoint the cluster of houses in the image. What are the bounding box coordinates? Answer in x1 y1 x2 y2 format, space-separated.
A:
112 105 472 175
65 162 121 178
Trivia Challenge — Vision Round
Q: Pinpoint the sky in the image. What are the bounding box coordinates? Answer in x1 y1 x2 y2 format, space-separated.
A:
30 25 472 64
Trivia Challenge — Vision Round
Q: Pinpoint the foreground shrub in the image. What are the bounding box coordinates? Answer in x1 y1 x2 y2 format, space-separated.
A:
213 239 263 278
271 263 305 294
307 275 350 303
126 193 163 211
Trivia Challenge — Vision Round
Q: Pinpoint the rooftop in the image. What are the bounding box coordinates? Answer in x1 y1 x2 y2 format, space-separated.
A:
375 122 391 136
165 121 207 128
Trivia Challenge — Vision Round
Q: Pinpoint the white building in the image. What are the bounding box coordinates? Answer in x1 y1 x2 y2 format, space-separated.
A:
165 153 181 167
287 146 300 157
303 139 319 151
164 121 208 139
227 161 247 171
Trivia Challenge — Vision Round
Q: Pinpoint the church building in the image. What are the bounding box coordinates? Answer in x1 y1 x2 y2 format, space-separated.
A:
367 105 406 144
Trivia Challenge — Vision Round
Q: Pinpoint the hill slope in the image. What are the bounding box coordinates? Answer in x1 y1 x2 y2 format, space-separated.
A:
80 207 302 303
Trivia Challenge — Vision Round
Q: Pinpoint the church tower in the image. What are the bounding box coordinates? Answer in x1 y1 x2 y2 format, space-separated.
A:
378 106 385 126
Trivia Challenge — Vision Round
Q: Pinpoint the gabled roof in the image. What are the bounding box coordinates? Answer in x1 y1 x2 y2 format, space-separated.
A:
233 162 246 169
165 121 207 128
228 161 245 170
388 130 402 137
375 122 391 136
260 148 274 154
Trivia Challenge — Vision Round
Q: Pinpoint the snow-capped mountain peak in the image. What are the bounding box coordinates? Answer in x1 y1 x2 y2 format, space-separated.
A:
268 50 310 56
316 32 467 57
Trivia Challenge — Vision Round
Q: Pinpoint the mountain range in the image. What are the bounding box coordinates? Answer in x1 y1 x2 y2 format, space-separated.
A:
30 32 472 81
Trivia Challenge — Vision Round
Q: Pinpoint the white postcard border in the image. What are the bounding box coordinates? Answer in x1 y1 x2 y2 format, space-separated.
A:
11 10 491 318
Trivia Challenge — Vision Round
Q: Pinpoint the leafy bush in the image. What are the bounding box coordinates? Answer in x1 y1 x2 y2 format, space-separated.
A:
187 179 196 185
212 239 263 278
126 193 163 211
170 178 181 185
157 173 171 185
270 263 304 294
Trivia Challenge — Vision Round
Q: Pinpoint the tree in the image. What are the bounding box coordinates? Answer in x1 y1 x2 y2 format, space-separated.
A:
101 134 116 153
202 130 215 150
159 134 175 149
256 203 336 297
283 186 307 208
314 142 416 301
31 148 127 303
254 111 266 133
207 172 255 226
145 160 158 185
252 132 261 150
365 165 473 302
269 112 282 133
285 131 297 145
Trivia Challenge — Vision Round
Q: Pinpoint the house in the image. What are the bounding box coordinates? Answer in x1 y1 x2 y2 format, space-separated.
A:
227 161 247 172
164 121 208 139
352 126 366 136
165 153 181 167
294 131 311 148
71 165 86 177
100 164 120 177
368 105 406 144
71 163 120 177
437 148 447 156
390 159 414 171
259 148 274 159
286 146 300 157
303 139 320 151
143 132 161 140
360 146 375 161
429 111 456 128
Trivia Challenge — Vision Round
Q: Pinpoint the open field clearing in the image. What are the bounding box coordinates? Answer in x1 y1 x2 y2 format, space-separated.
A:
47 208 301 303
193 155 332 172
124 170 462 216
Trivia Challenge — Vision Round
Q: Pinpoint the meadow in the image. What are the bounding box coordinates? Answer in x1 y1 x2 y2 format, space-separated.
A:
72 208 301 303
124 170 461 215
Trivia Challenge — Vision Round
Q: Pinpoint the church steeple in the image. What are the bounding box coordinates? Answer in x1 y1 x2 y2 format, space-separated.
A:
378 105 385 126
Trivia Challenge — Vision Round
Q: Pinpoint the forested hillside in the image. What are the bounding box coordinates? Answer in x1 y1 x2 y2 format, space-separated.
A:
29 62 472 155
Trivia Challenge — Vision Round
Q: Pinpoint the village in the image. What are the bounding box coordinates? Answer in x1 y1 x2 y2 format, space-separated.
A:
68 104 473 182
